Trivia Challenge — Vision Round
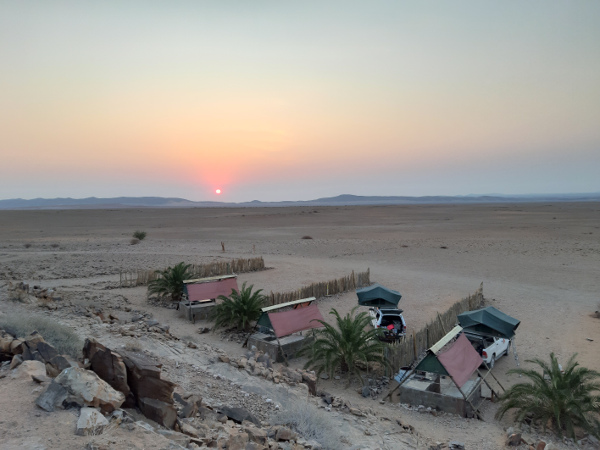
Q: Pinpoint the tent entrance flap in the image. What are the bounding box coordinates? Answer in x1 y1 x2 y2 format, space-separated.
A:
356 283 401 308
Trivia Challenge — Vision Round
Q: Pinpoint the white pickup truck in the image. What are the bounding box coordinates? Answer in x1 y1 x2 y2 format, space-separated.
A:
464 331 511 369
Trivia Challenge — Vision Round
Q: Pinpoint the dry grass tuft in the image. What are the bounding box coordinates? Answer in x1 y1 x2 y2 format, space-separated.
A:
301 236 313 240
130 238 140 245
270 400 343 449
0 313 82 358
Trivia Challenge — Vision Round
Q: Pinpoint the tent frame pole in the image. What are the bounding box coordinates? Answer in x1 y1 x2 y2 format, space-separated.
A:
276 335 290 367
449 375 483 420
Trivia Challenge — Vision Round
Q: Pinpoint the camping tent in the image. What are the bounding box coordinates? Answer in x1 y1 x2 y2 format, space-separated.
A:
414 332 483 388
356 283 401 308
457 306 520 339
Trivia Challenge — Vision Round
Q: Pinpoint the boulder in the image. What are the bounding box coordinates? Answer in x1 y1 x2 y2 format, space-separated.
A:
138 397 177 429
506 433 522 446
301 372 317 396
46 355 73 378
218 406 260 426
11 360 46 380
54 367 125 413
76 407 109 436
9 339 24 355
121 351 175 405
36 342 59 363
36 380 68 412
10 354 23 370
275 426 297 442
178 400 198 419
0 331 14 353
83 339 130 397
156 429 191 447
243 425 267 444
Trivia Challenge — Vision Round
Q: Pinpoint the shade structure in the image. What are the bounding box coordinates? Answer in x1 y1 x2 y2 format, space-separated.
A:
356 283 401 308
184 277 239 303
457 306 520 339
437 334 483 388
267 303 325 338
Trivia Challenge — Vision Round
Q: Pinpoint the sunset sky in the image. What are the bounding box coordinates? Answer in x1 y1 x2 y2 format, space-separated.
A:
1 2 599 202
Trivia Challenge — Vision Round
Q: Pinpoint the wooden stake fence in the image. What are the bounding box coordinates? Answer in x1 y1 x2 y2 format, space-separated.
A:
266 269 370 307
384 287 484 371
119 257 266 287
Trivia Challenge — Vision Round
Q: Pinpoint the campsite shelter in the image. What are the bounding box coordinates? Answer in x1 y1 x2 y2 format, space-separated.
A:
356 283 401 308
390 326 499 418
179 275 239 322
457 306 520 339
248 297 324 364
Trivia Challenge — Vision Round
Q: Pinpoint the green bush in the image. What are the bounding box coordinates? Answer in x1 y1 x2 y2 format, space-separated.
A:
133 230 147 240
211 282 266 331
497 353 600 439
0 313 83 359
299 307 388 385
148 262 193 302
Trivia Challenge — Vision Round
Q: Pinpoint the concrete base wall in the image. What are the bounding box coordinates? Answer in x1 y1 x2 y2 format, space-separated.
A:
178 302 215 322
391 379 483 418
248 332 312 363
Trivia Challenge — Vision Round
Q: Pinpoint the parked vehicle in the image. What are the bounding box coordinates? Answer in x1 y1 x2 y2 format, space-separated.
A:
369 308 406 341
465 331 511 369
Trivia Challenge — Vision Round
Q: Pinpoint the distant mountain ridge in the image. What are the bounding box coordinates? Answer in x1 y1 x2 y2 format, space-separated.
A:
0 193 598 210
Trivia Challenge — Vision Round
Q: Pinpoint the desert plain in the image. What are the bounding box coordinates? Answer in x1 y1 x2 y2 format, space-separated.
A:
0 202 599 449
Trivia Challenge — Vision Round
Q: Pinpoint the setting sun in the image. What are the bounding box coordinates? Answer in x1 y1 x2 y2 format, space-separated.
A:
215 189 221 194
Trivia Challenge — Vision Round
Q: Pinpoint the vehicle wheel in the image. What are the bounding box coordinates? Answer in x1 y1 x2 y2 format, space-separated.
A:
489 355 495 369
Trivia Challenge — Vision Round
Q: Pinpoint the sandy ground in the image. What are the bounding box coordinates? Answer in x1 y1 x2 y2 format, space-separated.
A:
1 202 599 449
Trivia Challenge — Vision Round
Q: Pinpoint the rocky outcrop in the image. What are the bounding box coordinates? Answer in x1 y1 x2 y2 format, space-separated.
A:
83 339 130 398
38 367 125 413
82 339 177 428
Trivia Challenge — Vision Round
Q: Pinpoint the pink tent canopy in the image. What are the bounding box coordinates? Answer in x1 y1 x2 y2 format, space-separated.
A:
437 333 483 388
267 303 324 338
186 278 239 303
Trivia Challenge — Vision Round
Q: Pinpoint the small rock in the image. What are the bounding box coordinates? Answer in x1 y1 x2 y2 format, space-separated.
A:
506 433 522 446
76 407 109 436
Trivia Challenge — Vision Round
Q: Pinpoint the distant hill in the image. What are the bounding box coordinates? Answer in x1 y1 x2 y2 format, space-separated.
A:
0 193 598 210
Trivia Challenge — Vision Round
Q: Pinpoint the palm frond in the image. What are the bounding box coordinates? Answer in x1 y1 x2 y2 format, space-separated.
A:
496 352 600 439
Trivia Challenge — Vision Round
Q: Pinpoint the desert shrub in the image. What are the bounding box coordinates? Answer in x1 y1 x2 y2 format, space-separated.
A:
24 243 32 248
130 238 140 245
148 262 193 302
301 236 313 240
0 313 83 359
133 230 147 241
51 243 60 248
211 282 266 331
496 353 600 439
299 307 388 385
270 399 343 449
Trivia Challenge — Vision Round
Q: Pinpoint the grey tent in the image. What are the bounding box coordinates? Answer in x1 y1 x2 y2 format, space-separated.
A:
356 283 401 308
457 306 520 339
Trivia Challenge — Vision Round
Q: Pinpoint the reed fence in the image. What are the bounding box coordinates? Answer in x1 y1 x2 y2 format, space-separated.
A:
383 285 484 373
119 257 266 287
266 269 370 307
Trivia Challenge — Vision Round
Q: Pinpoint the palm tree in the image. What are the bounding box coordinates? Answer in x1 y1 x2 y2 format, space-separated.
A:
147 262 193 302
496 353 600 439
211 282 266 331
299 307 388 385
